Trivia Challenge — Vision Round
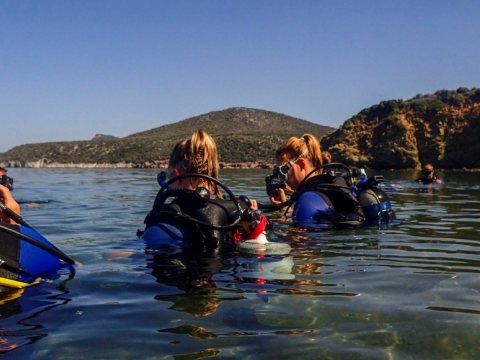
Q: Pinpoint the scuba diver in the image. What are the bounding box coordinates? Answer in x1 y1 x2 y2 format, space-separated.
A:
0 167 20 225
416 164 442 184
262 134 395 226
0 168 75 288
140 130 271 254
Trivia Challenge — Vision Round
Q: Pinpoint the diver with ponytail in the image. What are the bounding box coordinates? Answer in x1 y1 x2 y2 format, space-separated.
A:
265 133 366 225
142 130 259 252
268 134 325 206
164 129 222 198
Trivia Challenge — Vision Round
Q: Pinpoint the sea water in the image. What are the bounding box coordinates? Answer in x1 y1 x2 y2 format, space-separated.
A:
1 168 480 359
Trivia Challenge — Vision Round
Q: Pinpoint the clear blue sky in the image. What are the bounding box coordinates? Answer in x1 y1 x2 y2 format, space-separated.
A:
1 0 479 152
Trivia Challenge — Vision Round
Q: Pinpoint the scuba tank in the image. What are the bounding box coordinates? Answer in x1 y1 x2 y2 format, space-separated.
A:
355 175 395 223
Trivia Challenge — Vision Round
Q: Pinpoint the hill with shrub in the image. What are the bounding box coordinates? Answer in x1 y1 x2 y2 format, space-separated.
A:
0 107 334 167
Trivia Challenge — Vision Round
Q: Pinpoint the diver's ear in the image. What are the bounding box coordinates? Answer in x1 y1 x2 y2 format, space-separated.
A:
173 168 182 184
297 158 307 170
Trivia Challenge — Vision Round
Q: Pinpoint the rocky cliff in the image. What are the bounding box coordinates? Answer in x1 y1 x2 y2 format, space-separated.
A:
321 88 480 169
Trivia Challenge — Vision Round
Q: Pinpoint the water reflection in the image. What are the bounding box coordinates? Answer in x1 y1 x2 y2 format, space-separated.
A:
147 244 297 318
150 250 231 317
0 280 74 356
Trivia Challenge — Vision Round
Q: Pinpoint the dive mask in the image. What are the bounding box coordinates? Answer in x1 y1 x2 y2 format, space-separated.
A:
271 149 308 184
0 175 13 191
272 163 291 184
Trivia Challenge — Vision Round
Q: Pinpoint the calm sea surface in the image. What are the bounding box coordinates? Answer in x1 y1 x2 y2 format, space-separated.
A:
1 168 480 359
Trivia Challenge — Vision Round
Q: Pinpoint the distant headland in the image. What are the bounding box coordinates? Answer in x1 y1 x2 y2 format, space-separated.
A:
1 89 480 170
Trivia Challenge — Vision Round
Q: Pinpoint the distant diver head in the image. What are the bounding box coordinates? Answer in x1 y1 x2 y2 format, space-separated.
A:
423 164 434 175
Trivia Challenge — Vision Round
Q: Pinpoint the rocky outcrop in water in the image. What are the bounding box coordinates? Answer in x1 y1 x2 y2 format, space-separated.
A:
321 88 480 169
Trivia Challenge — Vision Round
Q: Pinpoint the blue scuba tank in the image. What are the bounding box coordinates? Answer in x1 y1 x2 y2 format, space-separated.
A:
358 187 394 223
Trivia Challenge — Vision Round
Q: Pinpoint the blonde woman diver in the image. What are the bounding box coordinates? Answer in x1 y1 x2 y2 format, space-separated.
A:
141 130 258 252
0 167 20 225
163 129 222 197
268 134 325 206
265 134 370 225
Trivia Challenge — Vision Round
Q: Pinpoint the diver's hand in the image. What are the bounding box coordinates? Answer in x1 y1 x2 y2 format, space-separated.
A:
237 195 257 210
0 184 20 224
269 188 287 205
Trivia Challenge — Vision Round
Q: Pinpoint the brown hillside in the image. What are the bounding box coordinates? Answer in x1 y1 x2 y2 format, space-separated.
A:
0 107 335 166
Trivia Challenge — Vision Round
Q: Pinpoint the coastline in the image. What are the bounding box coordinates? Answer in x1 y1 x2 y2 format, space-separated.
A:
2 160 480 171
0 160 276 169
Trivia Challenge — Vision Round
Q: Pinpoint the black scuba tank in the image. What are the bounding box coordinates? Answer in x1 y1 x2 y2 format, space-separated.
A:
358 187 395 223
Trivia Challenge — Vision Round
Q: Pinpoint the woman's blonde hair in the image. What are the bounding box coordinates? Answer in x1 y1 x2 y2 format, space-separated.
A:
169 129 221 198
276 134 324 171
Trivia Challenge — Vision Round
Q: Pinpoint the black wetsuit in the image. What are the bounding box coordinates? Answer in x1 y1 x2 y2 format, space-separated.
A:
416 172 441 184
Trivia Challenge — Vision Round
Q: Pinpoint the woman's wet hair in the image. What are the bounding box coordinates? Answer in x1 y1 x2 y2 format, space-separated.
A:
276 134 324 171
169 129 221 198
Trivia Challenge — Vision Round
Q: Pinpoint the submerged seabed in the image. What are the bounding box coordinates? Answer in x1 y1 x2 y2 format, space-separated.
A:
1 169 480 359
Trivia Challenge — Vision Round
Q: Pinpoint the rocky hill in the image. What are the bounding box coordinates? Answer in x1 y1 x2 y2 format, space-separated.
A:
321 87 480 169
0 107 335 167
92 134 118 140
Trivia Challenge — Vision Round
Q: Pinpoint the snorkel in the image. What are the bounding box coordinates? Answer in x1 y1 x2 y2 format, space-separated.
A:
157 171 170 189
